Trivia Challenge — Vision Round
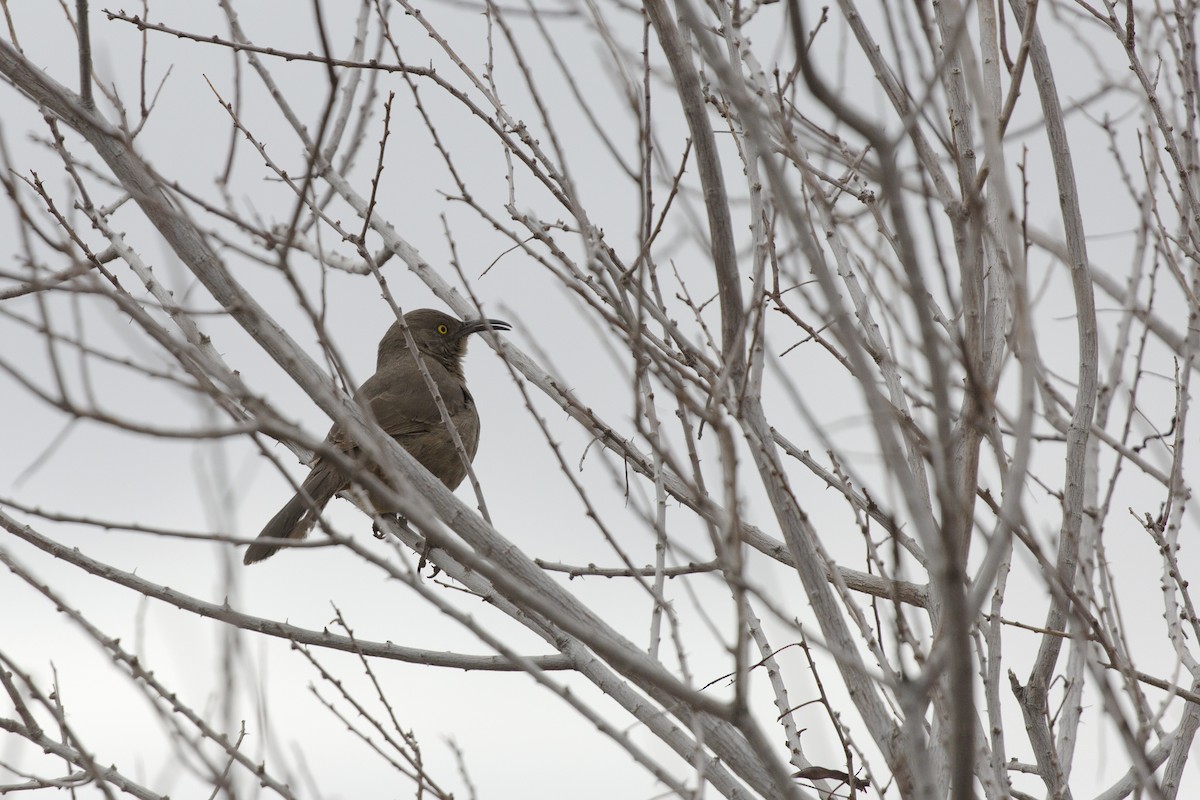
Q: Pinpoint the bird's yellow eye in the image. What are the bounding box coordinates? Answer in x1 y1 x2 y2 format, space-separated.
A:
437 324 449 335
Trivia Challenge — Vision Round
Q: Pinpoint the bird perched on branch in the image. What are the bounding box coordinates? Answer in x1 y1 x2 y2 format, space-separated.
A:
243 308 510 565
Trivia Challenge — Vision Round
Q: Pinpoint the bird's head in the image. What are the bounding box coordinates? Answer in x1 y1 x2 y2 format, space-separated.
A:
377 309 511 372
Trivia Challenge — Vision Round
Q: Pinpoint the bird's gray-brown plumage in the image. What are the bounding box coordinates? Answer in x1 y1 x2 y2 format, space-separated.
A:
243 309 510 565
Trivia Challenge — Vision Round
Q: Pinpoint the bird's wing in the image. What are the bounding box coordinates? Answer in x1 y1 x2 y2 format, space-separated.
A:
327 360 468 446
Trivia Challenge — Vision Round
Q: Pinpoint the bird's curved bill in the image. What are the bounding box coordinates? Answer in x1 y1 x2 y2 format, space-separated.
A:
457 318 512 338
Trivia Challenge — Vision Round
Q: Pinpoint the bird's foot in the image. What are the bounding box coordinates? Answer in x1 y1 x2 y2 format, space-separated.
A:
416 537 442 578
372 513 407 540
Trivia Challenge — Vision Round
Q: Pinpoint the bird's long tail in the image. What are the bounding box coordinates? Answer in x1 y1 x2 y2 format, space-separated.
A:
243 464 343 565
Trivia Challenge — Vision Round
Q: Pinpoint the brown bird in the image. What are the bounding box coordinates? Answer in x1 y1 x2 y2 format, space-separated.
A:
243 309 510 565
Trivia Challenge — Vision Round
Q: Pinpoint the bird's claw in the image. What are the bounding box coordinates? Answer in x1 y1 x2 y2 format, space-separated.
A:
372 513 407 540
416 536 441 578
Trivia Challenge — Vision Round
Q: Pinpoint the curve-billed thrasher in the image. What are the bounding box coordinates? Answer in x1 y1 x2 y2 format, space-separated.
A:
243 309 510 565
